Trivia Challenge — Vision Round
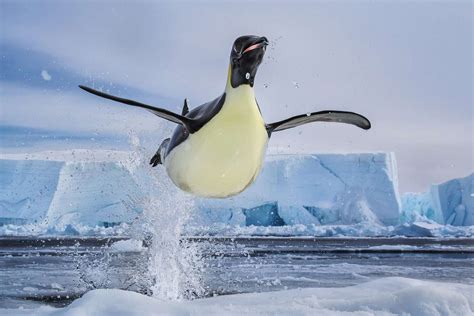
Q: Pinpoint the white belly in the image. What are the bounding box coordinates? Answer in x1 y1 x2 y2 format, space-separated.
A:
165 86 268 198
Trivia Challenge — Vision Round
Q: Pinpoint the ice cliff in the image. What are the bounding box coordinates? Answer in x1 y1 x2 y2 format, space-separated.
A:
401 173 473 226
194 153 401 226
0 151 401 230
0 150 472 234
0 156 143 228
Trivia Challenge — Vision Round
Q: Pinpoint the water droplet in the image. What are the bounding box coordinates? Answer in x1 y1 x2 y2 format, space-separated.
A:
245 73 250 80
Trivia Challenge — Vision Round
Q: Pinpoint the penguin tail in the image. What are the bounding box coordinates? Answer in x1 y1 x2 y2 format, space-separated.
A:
182 98 189 116
150 138 170 167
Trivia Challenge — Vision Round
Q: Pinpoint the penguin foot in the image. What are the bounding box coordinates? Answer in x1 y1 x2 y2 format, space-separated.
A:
149 138 170 167
149 152 162 167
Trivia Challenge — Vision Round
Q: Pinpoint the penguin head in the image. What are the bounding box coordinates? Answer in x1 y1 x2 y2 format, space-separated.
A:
229 35 268 88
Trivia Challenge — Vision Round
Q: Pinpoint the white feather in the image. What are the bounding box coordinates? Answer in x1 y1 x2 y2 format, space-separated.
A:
165 85 268 198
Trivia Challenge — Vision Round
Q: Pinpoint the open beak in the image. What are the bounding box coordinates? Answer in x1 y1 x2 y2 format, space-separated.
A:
243 38 269 54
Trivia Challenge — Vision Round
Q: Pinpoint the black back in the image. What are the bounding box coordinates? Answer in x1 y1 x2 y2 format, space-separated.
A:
166 93 226 155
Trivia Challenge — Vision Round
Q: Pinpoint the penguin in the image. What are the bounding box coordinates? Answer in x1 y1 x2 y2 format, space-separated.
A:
79 35 371 198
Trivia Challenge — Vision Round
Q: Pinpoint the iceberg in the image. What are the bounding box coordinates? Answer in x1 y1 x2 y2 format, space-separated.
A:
432 173 473 226
0 151 144 230
0 159 63 225
1 151 401 231
2 150 471 236
45 161 144 227
197 153 401 226
401 173 473 226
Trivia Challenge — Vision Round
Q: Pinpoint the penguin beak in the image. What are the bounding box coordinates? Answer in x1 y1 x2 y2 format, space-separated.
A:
242 38 269 55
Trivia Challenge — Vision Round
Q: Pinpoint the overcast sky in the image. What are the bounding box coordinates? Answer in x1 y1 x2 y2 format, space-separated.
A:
0 0 472 193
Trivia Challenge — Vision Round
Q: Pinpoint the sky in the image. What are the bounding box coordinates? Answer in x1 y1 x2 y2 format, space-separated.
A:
0 0 472 193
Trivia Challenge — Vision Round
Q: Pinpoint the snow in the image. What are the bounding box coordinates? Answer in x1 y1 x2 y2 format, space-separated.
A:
5 277 473 315
40 70 51 81
109 239 145 252
401 173 473 226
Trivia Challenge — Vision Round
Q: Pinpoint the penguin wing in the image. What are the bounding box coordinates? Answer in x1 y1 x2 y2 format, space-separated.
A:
79 85 192 129
266 110 371 133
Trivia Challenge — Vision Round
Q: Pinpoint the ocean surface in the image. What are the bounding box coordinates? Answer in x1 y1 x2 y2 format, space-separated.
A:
1 236 473 309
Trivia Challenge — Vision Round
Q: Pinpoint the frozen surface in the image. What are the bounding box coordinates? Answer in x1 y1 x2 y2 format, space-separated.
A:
401 173 473 226
5 277 473 316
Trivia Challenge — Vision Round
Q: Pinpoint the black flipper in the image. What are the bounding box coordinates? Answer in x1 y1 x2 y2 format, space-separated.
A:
150 138 170 167
79 85 193 130
266 110 371 134
182 98 189 116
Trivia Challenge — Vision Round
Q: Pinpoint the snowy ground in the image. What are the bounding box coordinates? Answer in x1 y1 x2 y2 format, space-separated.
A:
5 277 473 316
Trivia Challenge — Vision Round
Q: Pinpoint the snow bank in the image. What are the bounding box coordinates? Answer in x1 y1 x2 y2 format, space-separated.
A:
6 277 473 316
401 173 473 226
0 151 401 232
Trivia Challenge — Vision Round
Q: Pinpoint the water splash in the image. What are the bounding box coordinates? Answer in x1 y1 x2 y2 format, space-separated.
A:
123 131 204 300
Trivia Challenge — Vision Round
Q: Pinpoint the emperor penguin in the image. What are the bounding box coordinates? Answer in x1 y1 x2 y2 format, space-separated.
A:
79 35 371 198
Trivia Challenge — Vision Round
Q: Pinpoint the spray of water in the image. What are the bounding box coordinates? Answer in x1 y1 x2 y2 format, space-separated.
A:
123 131 204 300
